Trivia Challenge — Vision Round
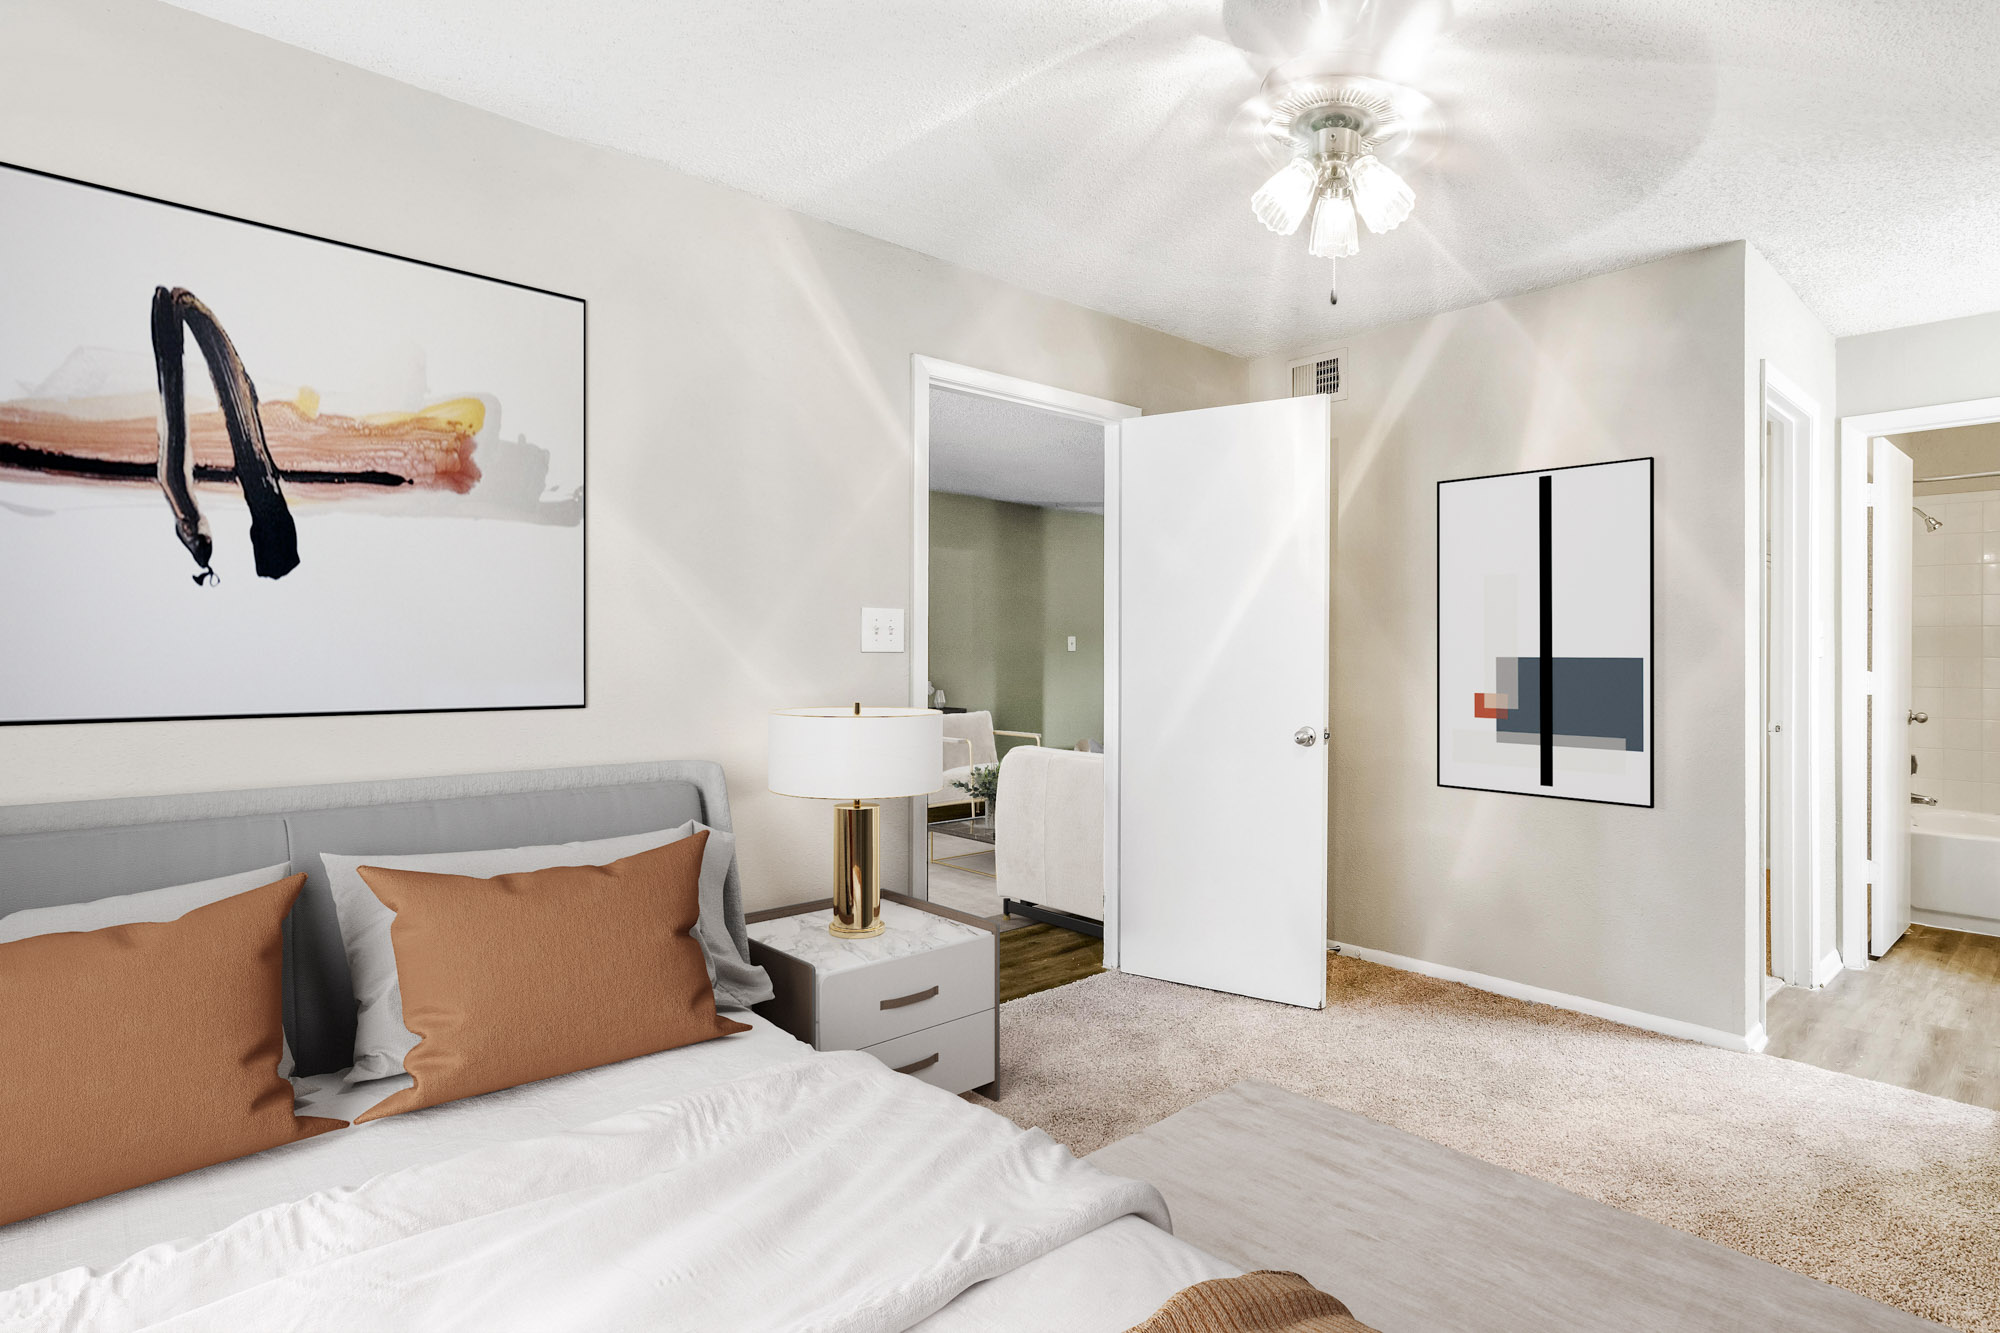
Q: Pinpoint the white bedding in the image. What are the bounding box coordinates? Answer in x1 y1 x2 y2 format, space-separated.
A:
2 1016 1235 1331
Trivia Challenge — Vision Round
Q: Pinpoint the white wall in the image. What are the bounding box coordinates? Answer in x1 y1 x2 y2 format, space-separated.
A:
1254 243 1812 1042
1839 311 2000 418
0 0 1251 909
1743 245 1840 993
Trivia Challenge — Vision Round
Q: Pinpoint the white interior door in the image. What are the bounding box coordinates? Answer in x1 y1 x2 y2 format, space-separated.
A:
1870 437 1914 956
1117 396 1330 1009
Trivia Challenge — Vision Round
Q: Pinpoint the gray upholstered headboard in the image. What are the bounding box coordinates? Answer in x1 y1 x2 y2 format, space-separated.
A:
0 761 746 1077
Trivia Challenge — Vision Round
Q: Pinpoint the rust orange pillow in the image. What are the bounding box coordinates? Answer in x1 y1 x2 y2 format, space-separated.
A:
0 874 342 1227
353 833 747 1122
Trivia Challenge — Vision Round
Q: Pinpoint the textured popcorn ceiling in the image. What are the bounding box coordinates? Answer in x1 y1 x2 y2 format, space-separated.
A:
929 387 1106 509
164 0 2000 358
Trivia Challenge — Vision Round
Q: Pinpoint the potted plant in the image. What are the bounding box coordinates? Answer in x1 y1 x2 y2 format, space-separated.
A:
951 764 1000 830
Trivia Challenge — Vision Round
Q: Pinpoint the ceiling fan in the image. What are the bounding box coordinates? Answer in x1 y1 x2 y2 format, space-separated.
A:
1231 0 1445 304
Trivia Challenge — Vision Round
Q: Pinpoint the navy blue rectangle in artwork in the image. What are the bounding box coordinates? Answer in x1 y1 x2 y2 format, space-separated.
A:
1494 657 1644 751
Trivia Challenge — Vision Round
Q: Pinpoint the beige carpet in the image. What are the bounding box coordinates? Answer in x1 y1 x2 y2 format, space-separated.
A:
973 956 2000 1333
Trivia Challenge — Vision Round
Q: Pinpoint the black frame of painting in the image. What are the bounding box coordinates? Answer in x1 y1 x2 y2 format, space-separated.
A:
1435 456 1655 808
0 158 587 728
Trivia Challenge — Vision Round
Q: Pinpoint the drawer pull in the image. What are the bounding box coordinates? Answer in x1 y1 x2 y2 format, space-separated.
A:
894 1052 940 1075
880 985 939 1011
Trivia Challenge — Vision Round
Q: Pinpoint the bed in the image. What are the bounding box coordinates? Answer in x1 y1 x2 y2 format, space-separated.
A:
0 762 1236 1331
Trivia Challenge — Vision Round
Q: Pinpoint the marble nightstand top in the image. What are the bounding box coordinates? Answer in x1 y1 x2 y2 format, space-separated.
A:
745 900 989 975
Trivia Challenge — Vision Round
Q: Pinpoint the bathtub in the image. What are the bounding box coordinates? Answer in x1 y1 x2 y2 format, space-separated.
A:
1909 806 2000 937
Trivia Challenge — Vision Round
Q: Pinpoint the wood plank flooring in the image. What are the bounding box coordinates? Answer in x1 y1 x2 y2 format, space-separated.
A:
998 923 1104 1004
1764 924 2000 1110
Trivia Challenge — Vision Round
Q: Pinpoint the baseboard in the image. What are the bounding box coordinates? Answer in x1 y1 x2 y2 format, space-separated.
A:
1813 947 1846 988
1329 941 1768 1054
1911 907 2000 939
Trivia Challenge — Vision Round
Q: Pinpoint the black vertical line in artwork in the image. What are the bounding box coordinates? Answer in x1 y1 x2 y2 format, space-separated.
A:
1539 474 1554 787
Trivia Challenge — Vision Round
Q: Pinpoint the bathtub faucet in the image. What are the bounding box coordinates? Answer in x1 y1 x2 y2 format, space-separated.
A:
1911 793 1939 805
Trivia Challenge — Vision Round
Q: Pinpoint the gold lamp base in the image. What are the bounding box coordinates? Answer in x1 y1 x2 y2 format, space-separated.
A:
831 800 884 937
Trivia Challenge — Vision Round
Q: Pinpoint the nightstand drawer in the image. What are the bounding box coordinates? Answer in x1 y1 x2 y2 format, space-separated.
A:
817 936 993 1049
859 1009 995 1095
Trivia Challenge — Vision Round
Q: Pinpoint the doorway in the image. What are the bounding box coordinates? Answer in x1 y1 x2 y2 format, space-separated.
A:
1765 393 2000 1111
1759 366 1827 998
909 356 1135 999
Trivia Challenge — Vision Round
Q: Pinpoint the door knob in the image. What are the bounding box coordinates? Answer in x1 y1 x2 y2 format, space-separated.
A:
1294 727 1318 747
1909 710 1929 724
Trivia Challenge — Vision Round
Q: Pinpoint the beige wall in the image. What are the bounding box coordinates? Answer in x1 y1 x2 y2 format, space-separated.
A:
1253 243 1823 1041
927 493 1103 752
0 0 1249 908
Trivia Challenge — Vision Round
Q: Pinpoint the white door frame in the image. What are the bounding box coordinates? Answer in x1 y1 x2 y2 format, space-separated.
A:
908 355 1139 963
1761 364 1821 988
1837 393 2000 968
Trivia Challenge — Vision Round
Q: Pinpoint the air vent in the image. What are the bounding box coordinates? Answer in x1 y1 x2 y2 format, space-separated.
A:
1286 347 1347 401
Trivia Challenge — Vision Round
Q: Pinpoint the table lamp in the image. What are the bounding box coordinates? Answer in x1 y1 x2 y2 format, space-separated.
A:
768 704 944 937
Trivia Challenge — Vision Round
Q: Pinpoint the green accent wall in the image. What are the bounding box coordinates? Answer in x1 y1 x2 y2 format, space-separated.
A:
929 491 1103 752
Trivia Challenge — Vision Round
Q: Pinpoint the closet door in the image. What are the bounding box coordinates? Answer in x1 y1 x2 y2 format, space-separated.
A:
1117 396 1331 1008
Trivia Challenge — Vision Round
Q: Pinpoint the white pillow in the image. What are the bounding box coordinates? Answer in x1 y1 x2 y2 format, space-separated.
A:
0 862 300 1077
0 861 294 944
322 822 768 1088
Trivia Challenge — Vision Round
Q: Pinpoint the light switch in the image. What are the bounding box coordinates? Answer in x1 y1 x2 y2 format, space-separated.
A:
861 607 905 653
1067 636 1077 652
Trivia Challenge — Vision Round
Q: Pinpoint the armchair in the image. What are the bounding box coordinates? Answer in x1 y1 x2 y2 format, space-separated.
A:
930 710 1041 814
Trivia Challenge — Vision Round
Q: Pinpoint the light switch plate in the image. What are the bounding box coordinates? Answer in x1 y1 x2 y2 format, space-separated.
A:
861 607 905 653
1067 635 1077 652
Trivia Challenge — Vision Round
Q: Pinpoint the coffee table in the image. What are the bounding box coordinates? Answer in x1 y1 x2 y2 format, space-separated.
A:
928 815 996 878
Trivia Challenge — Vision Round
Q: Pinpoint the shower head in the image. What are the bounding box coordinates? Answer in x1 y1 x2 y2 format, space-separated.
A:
1916 506 1945 533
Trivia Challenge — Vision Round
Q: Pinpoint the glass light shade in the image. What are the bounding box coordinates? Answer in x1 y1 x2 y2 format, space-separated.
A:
1349 154 1415 234
1250 157 1318 237
1308 189 1359 259
768 707 944 799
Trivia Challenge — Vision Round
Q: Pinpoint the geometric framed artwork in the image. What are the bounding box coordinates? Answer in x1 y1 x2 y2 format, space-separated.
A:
0 161 584 725
1437 457 1653 806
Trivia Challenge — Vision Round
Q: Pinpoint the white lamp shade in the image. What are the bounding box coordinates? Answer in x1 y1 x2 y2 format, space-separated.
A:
768 707 945 799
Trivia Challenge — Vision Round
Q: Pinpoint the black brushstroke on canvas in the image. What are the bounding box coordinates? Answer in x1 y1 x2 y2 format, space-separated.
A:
1538 474 1553 786
0 441 409 489
151 286 299 583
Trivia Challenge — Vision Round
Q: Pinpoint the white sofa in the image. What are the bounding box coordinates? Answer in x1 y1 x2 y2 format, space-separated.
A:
995 745 1103 931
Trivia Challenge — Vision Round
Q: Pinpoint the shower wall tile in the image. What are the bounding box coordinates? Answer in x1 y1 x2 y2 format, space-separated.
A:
1939 717 1981 750
1911 488 2000 811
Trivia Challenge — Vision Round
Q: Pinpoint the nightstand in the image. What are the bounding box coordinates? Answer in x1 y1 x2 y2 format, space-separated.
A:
745 890 998 1096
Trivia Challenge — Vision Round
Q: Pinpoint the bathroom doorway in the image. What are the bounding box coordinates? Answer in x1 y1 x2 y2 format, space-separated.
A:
1766 393 2000 1111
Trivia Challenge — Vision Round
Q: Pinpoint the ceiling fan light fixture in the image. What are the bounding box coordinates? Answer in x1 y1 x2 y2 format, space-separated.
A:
1348 153 1415 234
1239 56 1434 298
1307 187 1359 259
1251 157 1319 236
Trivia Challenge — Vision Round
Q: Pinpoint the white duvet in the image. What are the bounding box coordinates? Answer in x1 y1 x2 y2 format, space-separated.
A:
1 1052 1167 1333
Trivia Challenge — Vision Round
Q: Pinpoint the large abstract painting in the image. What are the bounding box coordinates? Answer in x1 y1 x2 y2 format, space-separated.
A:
0 163 584 724
1437 458 1652 807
